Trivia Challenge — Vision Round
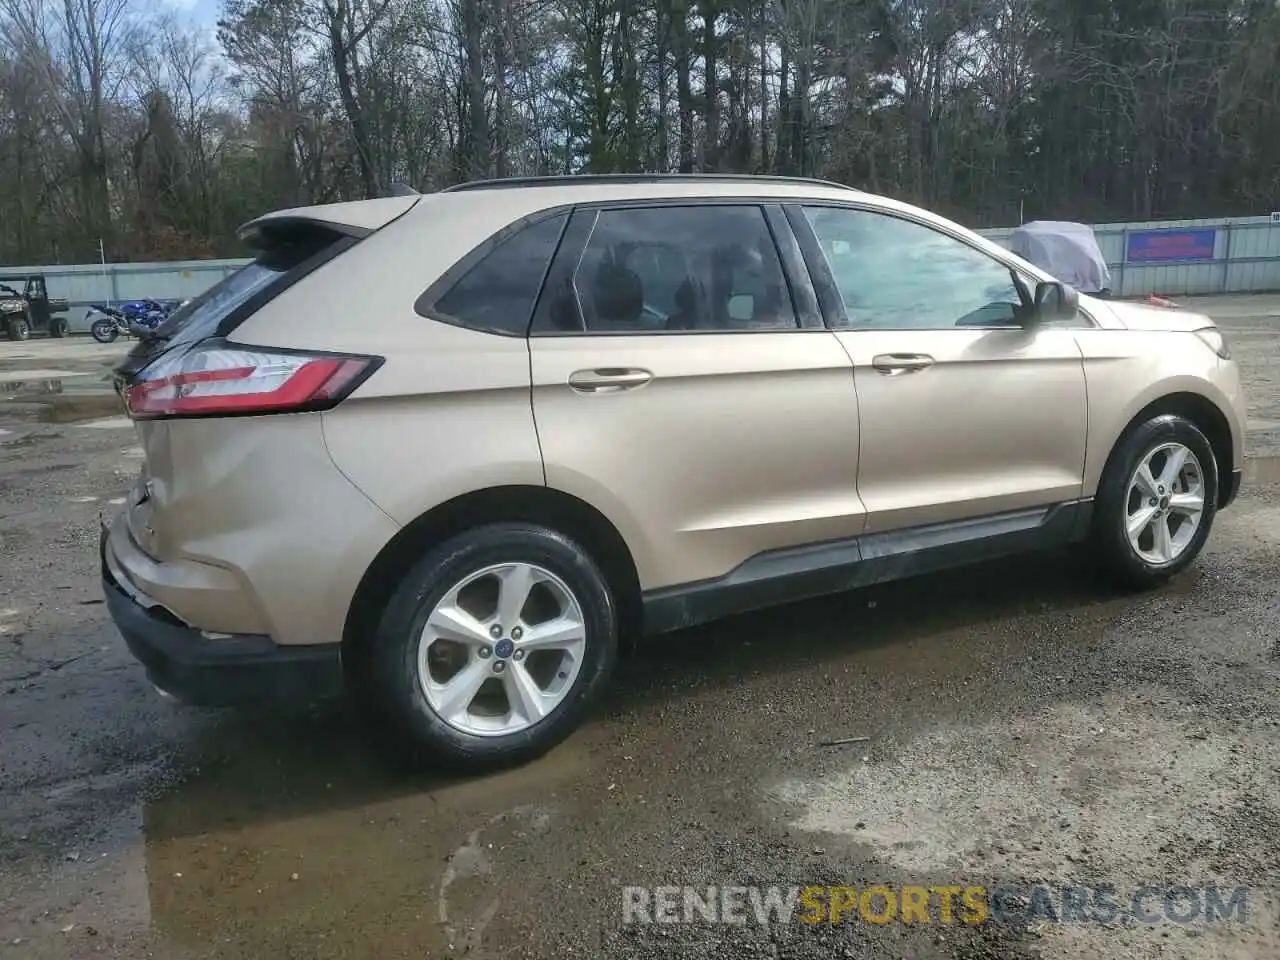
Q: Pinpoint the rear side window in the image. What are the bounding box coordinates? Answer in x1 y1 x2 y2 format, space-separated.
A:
428 212 569 336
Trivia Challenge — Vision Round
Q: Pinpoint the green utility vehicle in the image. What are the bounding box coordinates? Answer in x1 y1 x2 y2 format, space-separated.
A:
1 275 70 340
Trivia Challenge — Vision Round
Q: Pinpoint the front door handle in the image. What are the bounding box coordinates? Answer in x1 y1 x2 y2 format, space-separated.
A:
567 368 653 393
871 353 935 376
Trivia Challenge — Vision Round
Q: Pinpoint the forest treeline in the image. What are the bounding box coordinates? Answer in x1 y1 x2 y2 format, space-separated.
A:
1 0 1278 263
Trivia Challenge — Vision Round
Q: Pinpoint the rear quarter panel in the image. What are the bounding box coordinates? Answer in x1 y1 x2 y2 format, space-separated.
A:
1074 329 1244 495
232 192 547 529
131 415 400 646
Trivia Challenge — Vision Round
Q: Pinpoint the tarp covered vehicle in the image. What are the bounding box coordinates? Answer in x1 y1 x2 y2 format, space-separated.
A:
1007 221 1112 297
0 275 71 340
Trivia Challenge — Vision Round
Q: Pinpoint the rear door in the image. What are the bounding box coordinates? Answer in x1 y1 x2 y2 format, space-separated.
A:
790 203 1089 534
528 202 865 592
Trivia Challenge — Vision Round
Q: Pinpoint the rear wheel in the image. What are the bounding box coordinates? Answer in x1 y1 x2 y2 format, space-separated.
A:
1092 414 1218 590
49 317 68 338
5 317 29 341
369 523 618 770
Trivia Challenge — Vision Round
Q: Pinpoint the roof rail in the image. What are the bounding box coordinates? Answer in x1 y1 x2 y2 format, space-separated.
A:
440 173 858 193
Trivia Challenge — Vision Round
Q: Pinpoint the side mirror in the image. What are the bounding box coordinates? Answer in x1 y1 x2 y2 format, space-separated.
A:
1031 281 1079 323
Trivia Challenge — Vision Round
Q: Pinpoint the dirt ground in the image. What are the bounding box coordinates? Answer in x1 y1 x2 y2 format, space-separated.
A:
2 297 1280 960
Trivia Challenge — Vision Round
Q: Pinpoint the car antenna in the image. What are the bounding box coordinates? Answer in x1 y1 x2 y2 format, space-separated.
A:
386 181 419 197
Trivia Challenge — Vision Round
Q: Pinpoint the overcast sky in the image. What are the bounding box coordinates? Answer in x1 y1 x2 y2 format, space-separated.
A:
169 0 220 29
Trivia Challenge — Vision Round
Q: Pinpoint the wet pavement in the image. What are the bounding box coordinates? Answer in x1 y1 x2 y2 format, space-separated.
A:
3 304 1280 960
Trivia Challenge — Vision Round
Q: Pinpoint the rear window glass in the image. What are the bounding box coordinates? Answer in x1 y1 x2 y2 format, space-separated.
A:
152 262 283 345
431 213 568 335
119 227 348 378
152 233 342 348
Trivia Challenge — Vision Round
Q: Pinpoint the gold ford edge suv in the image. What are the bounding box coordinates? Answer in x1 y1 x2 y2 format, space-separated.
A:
102 174 1247 768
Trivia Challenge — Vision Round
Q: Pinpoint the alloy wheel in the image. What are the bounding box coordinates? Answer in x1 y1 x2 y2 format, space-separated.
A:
1124 441 1205 566
416 562 587 737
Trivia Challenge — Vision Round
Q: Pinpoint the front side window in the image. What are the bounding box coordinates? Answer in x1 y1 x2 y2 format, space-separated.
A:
572 206 799 333
804 206 1028 330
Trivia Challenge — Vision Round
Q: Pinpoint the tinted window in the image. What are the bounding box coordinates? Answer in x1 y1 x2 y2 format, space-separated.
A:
434 213 568 335
573 206 798 333
120 225 349 378
152 260 290 342
804 207 1026 329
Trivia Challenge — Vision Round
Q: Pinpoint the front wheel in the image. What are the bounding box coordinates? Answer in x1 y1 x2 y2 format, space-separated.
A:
1091 414 1218 590
90 318 119 343
5 317 29 341
368 523 618 770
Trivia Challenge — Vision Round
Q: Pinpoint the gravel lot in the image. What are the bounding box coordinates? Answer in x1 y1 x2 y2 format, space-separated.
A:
2 298 1280 960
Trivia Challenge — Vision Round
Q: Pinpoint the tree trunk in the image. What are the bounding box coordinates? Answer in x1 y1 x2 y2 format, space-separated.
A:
673 0 695 173
493 0 510 178
759 0 769 172
656 7 671 171
462 0 489 180
619 0 641 169
327 1 380 197
701 0 718 170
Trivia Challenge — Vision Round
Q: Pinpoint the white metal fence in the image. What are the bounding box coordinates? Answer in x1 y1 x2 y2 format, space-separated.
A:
1 257 250 333
7 213 1280 332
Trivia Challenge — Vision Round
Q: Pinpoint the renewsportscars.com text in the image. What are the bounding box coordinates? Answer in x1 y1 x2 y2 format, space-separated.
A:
621 884 1248 926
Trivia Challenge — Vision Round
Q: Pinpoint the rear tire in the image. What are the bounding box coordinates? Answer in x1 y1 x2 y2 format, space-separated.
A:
5 317 29 341
49 317 68 338
1091 414 1218 591
369 523 618 770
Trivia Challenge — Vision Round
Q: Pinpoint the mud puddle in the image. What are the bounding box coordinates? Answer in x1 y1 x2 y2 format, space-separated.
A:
1 374 121 424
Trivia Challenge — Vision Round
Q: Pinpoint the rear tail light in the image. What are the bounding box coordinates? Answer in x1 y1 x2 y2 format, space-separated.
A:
125 342 380 420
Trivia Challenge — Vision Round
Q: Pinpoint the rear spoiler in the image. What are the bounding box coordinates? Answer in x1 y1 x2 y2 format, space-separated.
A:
236 195 421 250
237 217 363 252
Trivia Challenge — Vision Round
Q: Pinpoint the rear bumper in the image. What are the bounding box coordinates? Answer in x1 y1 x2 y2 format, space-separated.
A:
1222 468 1243 510
101 524 343 707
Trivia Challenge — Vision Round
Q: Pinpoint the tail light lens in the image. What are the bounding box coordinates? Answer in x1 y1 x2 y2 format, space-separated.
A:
124 342 380 420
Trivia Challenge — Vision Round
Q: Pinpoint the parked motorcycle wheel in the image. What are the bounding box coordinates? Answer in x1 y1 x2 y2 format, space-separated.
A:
90 318 120 343
5 317 30 341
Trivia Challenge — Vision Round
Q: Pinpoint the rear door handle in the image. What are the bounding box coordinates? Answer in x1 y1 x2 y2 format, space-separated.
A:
871 353 935 376
567 368 653 393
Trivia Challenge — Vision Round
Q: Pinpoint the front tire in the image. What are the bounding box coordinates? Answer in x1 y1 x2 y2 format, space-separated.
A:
90 318 119 343
1092 414 1218 590
5 317 29 341
369 523 618 770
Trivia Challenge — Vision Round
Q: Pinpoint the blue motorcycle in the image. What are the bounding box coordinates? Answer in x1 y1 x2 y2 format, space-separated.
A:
88 299 173 343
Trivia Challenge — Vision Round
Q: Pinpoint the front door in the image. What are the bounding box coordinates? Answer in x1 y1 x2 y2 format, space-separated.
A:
794 204 1089 534
528 202 865 592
